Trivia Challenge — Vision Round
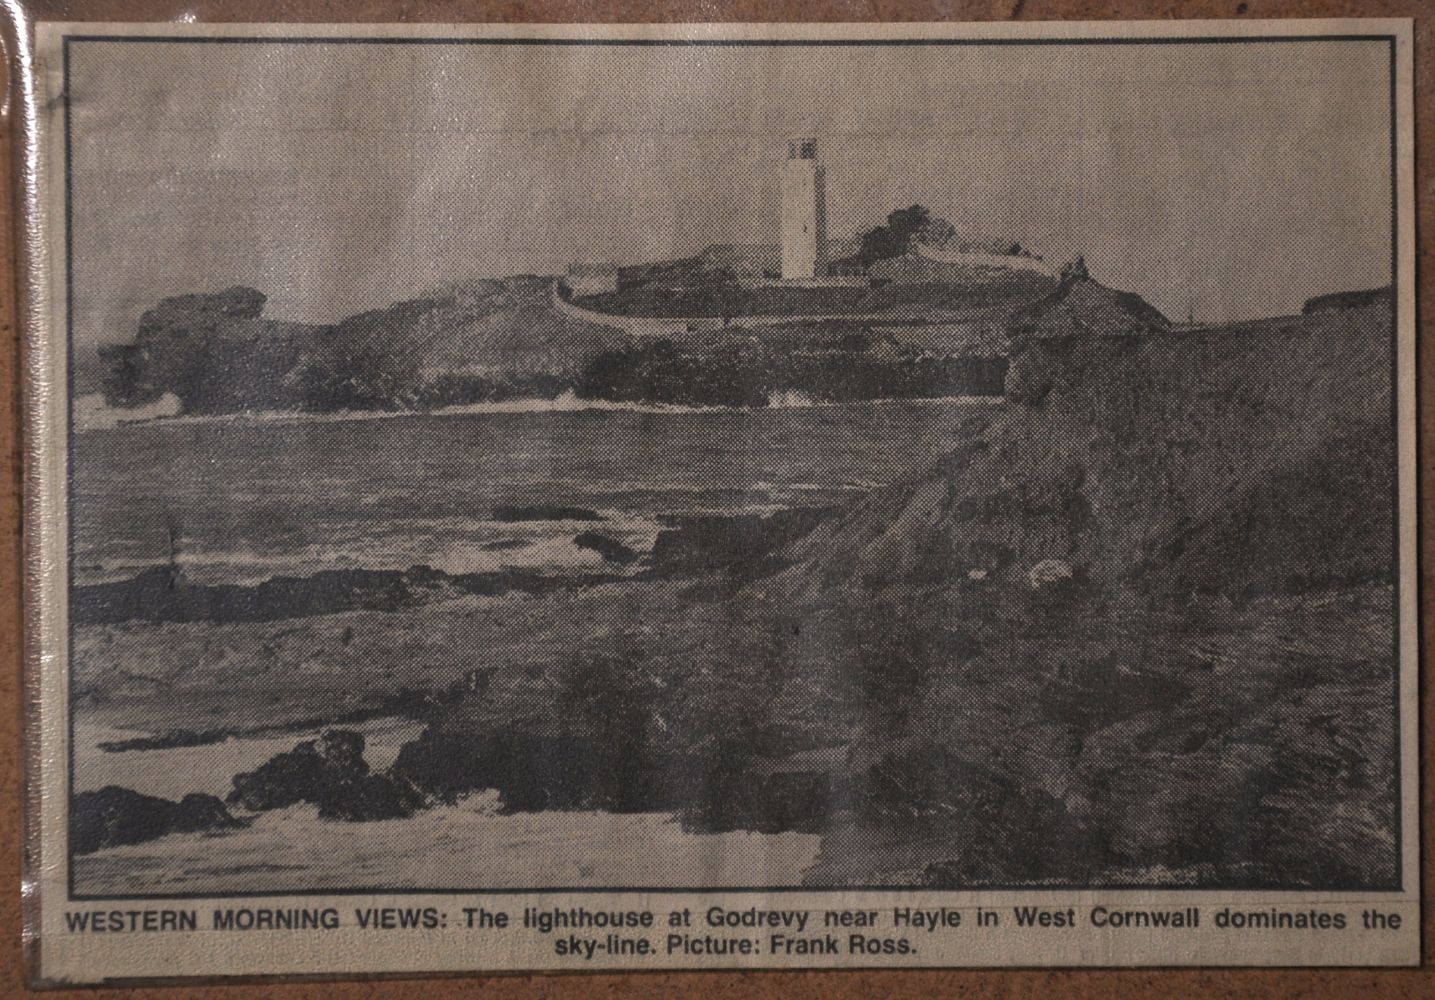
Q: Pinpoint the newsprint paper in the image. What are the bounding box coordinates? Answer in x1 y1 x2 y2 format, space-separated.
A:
20 18 1417 982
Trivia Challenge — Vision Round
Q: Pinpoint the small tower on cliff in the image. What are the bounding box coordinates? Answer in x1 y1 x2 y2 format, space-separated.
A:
781 138 828 280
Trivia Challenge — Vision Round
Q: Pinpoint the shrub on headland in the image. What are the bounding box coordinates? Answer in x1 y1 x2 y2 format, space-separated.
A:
845 205 955 268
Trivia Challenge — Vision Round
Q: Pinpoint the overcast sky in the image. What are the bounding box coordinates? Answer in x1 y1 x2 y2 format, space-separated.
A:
66 36 1393 351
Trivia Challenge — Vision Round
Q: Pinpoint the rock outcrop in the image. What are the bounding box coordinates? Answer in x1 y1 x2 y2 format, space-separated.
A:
1006 270 1169 344
99 286 319 412
71 786 244 855
773 289 1391 604
758 290 1398 886
649 507 834 581
99 279 624 416
227 729 425 821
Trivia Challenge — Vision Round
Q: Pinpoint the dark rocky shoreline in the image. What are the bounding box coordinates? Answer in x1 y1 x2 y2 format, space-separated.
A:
71 786 246 855
73 716 849 855
71 502 849 853
74 505 837 627
71 502 849 855
72 563 626 627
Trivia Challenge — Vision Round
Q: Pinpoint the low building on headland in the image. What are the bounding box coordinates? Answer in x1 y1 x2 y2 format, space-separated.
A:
564 262 619 297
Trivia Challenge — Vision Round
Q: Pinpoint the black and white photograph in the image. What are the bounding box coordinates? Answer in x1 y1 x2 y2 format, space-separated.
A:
23 18 1418 977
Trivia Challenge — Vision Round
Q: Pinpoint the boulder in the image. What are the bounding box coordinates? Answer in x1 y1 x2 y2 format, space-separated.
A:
315 773 427 822
390 726 649 813
228 729 427 821
573 531 639 565
649 507 833 579
71 786 244 855
227 729 369 812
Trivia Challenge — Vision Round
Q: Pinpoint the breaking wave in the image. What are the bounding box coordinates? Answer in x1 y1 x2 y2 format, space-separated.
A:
74 389 1001 433
73 392 183 432
75 794 821 893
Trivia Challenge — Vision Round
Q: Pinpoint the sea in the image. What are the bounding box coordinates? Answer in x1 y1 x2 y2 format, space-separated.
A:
71 391 999 588
70 392 999 893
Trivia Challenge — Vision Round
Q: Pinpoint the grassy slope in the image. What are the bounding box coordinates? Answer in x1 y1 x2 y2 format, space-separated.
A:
339 277 626 376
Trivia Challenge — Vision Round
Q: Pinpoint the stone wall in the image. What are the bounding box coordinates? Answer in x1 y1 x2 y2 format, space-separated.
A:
549 281 912 337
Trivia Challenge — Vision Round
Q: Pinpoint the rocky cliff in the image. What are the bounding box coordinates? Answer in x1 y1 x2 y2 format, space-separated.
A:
757 282 1398 887
772 279 1390 605
99 280 625 415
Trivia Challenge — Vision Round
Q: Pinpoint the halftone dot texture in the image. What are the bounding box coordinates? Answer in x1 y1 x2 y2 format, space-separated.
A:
64 34 1399 895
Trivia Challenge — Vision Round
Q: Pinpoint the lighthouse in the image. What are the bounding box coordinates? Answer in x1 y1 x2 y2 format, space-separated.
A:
780 138 828 280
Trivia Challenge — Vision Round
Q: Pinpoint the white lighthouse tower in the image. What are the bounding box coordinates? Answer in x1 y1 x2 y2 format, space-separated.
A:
780 137 828 280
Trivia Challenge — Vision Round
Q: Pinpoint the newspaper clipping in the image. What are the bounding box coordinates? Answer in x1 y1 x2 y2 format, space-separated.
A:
22 18 1418 982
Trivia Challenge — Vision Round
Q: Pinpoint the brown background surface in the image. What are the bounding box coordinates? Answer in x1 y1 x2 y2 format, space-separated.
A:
1 1 1428 995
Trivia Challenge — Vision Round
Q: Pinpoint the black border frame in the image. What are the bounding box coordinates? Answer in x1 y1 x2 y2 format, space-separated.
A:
58 30 1405 902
